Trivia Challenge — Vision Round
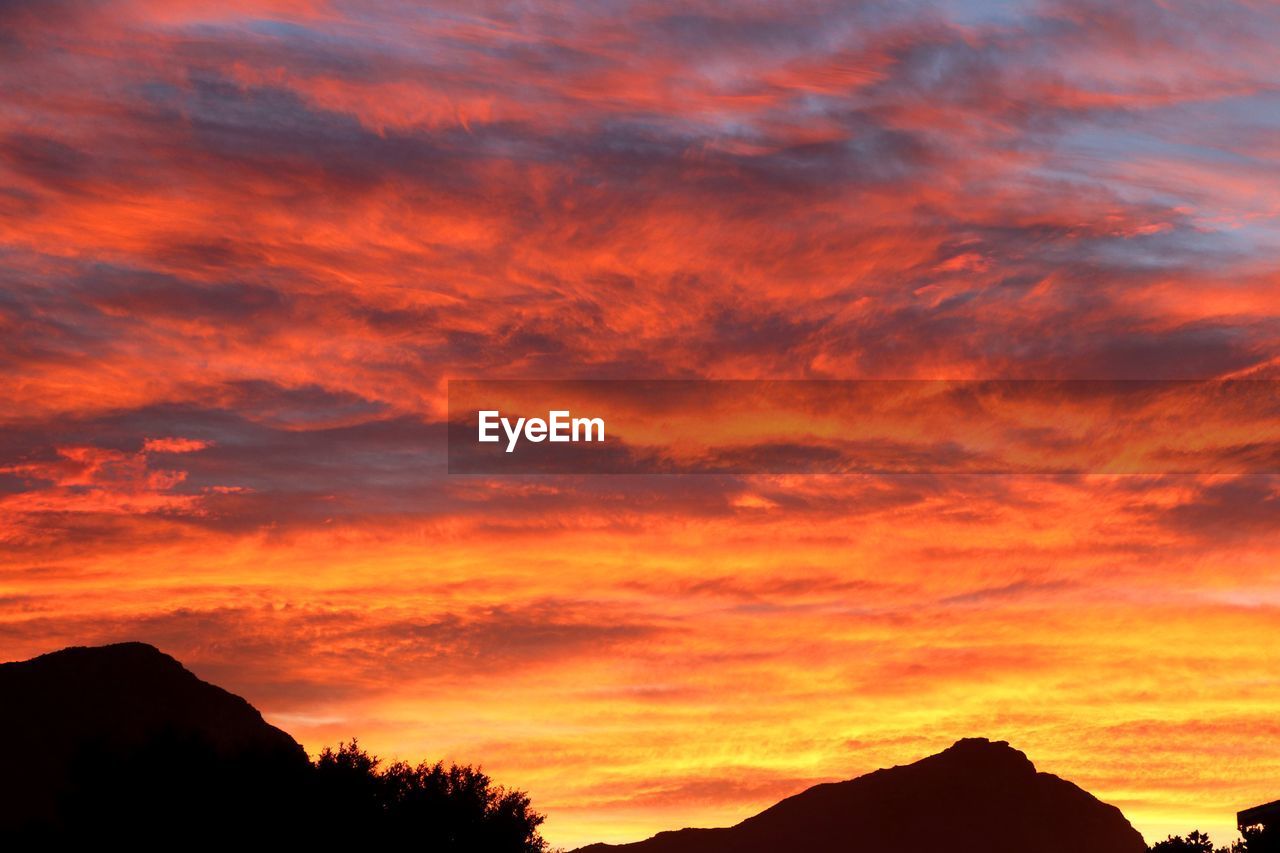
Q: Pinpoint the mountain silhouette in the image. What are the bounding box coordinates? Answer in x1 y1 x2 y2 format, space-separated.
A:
0 642 309 841
0 645 1148 852
573 738 1147 853
0 642 550 850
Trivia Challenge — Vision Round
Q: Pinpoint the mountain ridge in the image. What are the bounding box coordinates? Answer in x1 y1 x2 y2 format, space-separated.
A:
572 737 1147 853
0 641 309 837
0 643 1151 852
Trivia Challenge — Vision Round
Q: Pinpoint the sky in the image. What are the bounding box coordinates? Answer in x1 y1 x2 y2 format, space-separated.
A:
2 0 1279 847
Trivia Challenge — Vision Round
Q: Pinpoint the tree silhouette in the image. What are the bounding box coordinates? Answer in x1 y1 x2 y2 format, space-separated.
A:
1240 824 1280 853
1151 830 1219 852
1150 830 1245 853
312 739 547 850
9 733 546 850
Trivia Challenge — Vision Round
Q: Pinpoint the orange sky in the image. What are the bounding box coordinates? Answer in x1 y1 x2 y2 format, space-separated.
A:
1 0 1279 848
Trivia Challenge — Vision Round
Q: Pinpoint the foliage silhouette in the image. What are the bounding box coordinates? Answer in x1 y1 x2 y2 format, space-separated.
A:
8 732 546 849
1150 830 1235 853
312 740 547 850
1149 827 1280 853
1241 824 1280 853
0 643 548 849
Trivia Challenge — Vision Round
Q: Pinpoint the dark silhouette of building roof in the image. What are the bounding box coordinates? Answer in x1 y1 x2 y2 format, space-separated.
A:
1240 799 1280 829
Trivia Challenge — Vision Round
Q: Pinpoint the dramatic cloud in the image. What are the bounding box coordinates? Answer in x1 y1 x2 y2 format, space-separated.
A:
1 0 1279 847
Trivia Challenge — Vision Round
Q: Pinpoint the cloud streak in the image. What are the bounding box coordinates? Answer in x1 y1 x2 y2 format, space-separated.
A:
1 0 1279 848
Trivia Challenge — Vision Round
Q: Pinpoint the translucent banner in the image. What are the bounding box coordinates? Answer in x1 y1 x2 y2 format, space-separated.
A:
447 380 1279 475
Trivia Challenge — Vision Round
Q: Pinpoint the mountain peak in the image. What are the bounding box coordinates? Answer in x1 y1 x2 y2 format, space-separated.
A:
0 641 300 750
930 736 1036 774
63 640 166 656
0 642 308 834
574 737 1145 853
946 735 1013 751
16 640 176 666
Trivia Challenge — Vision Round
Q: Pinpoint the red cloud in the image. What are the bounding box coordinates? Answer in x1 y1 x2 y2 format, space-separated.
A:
143 437 213 453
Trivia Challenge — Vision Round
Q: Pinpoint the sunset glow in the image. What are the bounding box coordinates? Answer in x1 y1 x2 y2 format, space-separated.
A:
2 1 1279 848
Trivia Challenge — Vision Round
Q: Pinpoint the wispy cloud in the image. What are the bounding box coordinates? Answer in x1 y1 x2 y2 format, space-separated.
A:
1 0 1279 847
